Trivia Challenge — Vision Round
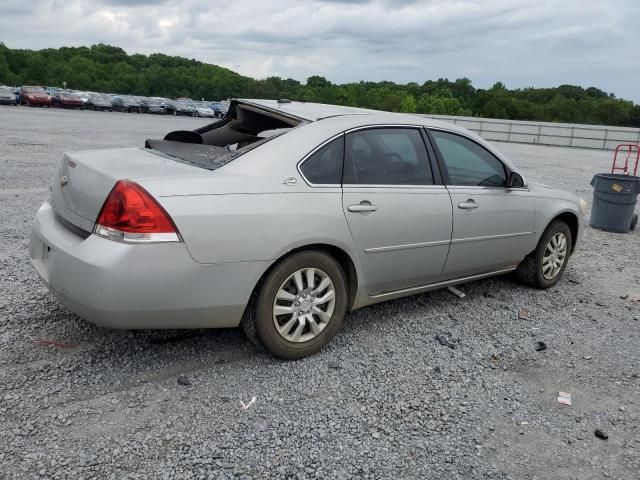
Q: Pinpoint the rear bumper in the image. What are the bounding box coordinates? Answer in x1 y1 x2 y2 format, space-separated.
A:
30 200 269 329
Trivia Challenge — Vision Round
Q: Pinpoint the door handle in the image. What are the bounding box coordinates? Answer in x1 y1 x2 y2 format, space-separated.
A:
348 202 377 213
458 199 479 210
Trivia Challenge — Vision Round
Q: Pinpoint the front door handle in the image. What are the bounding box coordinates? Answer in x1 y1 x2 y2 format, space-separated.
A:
348 202 377 213
458 199 479 210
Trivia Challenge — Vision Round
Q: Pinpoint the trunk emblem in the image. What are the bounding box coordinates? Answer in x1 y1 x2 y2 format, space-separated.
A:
67 160 77 168
60 176 69 186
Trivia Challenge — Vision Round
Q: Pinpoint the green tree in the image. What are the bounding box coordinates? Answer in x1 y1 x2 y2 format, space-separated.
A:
0 43 637 127
399 95 416 113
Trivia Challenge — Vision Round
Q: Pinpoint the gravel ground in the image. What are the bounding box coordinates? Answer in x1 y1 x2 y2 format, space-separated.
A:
1 107 639 480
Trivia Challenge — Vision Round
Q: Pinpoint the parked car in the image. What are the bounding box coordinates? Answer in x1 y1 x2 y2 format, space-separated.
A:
138 97 166 114
208 102 227 118
20 86 51 107
29 99 586 359
73 91 91 108
111 95 141 113
45 87 62 98
194 101 216 118
153 98 176 115
0 86 17 105
87 93 113 111
52 91 85 109
172 99 197 116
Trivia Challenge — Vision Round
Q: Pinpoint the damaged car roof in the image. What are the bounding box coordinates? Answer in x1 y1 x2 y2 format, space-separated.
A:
234 98 380 122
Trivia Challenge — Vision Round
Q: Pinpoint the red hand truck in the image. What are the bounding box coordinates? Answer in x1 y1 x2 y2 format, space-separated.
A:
611 144 639 176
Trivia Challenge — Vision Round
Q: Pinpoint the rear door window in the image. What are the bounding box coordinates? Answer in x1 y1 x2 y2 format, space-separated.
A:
343 128 433 185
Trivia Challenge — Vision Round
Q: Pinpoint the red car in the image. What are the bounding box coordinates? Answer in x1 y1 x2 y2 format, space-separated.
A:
52 91 85 109
20 86 52 107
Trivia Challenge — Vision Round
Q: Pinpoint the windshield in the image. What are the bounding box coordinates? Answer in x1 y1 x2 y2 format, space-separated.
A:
0 87 11 95
25 87 45 93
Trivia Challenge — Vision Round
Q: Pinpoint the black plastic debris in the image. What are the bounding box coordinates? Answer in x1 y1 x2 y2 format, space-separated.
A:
534 341 547 352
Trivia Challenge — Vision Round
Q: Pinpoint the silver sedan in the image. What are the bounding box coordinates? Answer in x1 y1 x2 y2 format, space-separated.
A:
30 99 586 359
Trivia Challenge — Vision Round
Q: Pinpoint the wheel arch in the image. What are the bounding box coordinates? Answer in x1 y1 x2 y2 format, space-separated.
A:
548 211 579 254
244 243 360 317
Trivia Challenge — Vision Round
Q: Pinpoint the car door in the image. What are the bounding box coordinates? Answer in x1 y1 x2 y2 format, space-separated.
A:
428 129 535 278
341 127 453 295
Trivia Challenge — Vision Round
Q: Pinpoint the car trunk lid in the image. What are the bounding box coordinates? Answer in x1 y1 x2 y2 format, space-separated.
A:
50 147 201 233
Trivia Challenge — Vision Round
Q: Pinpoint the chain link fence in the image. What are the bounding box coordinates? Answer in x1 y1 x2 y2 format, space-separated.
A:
421 114 640 150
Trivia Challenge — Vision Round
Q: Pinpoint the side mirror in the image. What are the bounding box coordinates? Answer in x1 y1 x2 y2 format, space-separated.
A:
507 172 525 188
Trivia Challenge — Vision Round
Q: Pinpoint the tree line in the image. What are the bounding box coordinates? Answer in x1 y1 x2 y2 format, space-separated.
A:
1 43 639 127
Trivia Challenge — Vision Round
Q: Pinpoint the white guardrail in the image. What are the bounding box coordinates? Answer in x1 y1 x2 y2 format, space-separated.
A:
420 114 640 151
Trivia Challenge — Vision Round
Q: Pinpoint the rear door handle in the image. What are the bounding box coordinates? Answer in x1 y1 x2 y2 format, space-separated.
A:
458 199 479 210
348 202 377 213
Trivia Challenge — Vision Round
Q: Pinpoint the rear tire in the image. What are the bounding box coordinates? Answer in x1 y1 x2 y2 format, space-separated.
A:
515 220 572 289
241 250 348 359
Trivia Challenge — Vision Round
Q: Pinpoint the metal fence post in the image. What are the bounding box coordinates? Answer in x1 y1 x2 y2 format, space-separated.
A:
569 127 575 147
507 122 513 142
537 124 542 144
603 129 609 150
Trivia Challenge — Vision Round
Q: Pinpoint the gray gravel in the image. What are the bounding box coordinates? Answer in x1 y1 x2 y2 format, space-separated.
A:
1 107 639 479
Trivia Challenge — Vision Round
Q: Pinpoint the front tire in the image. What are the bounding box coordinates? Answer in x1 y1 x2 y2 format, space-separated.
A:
515 220 572 289
242 250 348 359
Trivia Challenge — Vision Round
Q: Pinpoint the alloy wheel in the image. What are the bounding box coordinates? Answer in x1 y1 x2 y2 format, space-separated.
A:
272 267 336 343
542 232 567 280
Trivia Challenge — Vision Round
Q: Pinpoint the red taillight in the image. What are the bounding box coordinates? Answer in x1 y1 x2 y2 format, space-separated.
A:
94 180 181 243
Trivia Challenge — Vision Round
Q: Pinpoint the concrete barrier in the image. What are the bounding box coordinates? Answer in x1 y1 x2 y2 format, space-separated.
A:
420 114 640 151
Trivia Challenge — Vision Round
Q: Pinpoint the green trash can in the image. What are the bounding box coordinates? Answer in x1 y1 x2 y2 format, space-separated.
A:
589 173 640 233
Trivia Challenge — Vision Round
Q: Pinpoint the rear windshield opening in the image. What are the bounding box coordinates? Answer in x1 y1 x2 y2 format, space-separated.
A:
145 102 303 170
197 103 300 149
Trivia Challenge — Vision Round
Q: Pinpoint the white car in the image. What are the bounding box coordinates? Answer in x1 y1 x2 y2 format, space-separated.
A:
195 103 216 118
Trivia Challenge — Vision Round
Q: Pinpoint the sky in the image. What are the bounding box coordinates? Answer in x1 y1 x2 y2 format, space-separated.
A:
2 0 639 101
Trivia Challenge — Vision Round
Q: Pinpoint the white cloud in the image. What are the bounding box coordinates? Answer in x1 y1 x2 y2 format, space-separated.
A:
1 0 639 101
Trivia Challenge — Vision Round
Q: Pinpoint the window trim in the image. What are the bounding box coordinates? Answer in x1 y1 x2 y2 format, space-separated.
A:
296 133 345 188
425 127 514 189
342 125 438 188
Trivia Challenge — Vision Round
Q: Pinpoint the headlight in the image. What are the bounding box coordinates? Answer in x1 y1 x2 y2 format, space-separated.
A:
579 198 588 216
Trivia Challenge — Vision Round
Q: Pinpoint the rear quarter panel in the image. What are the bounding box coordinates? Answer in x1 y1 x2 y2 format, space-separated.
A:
161 189 358 265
